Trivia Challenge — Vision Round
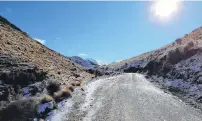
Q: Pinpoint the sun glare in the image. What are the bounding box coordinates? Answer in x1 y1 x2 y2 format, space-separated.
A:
151 0 180 20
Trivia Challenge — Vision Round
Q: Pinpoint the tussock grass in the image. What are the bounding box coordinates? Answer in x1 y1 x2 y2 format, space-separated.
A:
40 94 54 104
53 86 72 102
47 81 60 95
71 81 81 87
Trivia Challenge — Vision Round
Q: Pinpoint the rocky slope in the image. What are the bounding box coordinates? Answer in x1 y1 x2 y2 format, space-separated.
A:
0 16 92 121
109 26 202 110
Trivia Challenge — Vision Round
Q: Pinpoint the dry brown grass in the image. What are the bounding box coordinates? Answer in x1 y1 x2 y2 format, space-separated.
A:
38 119 45 121
46 81 60 95
40 94 54 104
66 85 74 92
53 86 73 102
71 81 81 87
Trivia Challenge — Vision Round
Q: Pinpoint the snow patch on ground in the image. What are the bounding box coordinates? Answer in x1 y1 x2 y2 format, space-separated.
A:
37 101 55 114
23 87 32 97
147 53 202 107
46 99 73 121
151 75 202 110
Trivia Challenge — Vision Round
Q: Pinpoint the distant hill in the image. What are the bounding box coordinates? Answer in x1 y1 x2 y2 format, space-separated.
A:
69 56 106 69
69 56 95 69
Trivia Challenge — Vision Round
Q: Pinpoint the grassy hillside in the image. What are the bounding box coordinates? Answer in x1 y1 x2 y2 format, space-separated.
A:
0 16 92 83
0 16 92 121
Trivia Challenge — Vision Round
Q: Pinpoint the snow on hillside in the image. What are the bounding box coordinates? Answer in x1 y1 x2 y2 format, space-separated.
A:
69 56 94 69
96 60 108 66
69 56 108 69
147 49 202 110
108 27 202 110
85 58 99 65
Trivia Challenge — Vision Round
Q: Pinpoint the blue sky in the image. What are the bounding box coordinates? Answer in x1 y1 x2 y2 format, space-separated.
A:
0 2 202 63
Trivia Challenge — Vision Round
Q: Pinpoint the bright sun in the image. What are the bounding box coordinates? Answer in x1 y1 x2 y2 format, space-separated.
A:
151 0 180 20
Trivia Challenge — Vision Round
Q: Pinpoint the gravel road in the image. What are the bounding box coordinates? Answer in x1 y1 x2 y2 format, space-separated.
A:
61 73 202 121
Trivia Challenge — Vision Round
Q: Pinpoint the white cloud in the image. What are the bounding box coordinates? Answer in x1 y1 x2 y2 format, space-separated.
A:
34 38 46 44
79 53 88 57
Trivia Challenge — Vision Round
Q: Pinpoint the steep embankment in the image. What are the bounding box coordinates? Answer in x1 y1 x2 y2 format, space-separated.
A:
0 16 92 121
109 27 202 110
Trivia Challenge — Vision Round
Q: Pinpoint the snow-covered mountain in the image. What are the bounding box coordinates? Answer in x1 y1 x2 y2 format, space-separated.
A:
97 60 108 66
85 58 107 66
69 56 95 69
85 58 99 66
110 60 121 65
69 56 107 69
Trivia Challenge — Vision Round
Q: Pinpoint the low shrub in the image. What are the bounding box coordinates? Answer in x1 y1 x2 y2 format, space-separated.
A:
53 87 72 102
175 38 183 44
167 47 184 64
40 94 54 104
68 86 74 92
46 81 60 95
0 98 39 121
168 86 183 93
71 81 81 87
37 101 57 119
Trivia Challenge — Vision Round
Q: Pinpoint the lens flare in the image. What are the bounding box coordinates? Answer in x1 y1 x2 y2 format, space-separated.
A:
151 0 180 20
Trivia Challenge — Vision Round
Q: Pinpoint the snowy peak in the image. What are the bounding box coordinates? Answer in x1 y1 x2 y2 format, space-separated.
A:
69 56 94 69
69 57 107 69
86 58 108 66
85 58 99 65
